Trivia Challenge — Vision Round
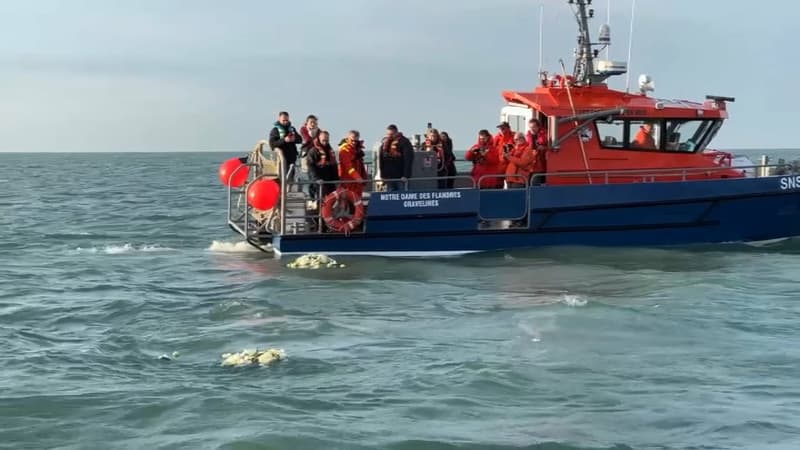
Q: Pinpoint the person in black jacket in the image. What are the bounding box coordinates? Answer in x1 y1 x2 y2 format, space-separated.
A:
268 111 302 181
425 129 457 189
306 130 339 201
379 124 414 191
439 131 457 188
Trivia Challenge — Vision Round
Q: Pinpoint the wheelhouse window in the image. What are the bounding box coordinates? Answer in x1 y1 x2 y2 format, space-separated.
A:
596 119 625 148
664 119 715 152
507 115 527 133
595 118 720 153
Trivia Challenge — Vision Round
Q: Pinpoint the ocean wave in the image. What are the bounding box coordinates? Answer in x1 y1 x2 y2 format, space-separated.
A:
385 440 632 450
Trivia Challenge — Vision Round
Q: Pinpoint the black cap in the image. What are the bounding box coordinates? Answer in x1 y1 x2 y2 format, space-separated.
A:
497 121 510 129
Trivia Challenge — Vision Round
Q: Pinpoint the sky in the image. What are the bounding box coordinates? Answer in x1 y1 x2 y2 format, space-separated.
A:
0 0 796 152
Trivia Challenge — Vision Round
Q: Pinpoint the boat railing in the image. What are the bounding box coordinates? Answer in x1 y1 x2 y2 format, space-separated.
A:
535 162 799 185
281 175 478 235
225 143 286 248
227 142 480 238
228 145 800 242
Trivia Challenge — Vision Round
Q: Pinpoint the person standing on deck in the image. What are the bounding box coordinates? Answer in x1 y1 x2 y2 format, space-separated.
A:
526 118 549 185
306 130 339 201
379 124 414 191
338 130 367 197
439 131 457 189
425 128 457 189
493 121 515 176
505 132 535 188
268 111 302 183
466 129 503 189
298 114 321 191
299 115 320 150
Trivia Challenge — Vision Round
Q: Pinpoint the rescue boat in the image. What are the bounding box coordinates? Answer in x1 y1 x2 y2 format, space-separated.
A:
221 0 800 257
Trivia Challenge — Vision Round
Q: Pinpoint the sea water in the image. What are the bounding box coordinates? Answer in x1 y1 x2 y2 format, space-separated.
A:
1 151 799 450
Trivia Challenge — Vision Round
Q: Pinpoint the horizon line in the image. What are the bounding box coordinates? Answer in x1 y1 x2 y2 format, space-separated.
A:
0 148 797 155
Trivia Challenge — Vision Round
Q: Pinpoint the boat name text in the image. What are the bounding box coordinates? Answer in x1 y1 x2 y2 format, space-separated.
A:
379 191 462 208
779 176 800 190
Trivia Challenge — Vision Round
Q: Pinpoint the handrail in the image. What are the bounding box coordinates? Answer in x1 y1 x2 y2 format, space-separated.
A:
228 143 495 239
290 175 477 192
230 145 800 241
262 175 478 236
535 162 797 184
372 175 477 190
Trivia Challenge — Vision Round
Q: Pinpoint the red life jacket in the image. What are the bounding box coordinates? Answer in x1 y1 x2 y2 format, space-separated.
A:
466 140 503 188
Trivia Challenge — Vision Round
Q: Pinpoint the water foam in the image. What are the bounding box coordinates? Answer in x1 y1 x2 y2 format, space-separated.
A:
207 240 257 253
74 244 175 254
559 294 588 307
743 237 792 247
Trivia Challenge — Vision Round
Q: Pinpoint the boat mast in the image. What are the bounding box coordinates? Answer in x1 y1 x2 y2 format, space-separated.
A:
572 0 594 85
569 0 623 86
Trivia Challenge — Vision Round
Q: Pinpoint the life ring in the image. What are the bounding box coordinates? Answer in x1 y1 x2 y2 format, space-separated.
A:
321 189 365 233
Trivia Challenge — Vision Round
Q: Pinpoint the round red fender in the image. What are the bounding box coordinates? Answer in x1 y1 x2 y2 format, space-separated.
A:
321 189 365 233
247 178 280 210
219 157 249 187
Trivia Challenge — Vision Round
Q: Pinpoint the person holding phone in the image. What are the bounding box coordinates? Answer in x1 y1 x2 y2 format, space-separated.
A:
268 111 303 182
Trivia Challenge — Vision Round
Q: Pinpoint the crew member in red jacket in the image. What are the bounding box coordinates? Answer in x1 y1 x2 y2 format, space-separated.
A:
505 132 536 188
337 130 368 197
526 118 549 185
494 121 515 175
465 129 504 189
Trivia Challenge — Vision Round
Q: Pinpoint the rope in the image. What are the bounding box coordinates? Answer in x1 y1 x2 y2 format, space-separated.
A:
559 59 593 184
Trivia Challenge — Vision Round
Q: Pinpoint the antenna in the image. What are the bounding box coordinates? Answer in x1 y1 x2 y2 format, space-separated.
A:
606 0 611 59
625 0 636 92
538 3 544 74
